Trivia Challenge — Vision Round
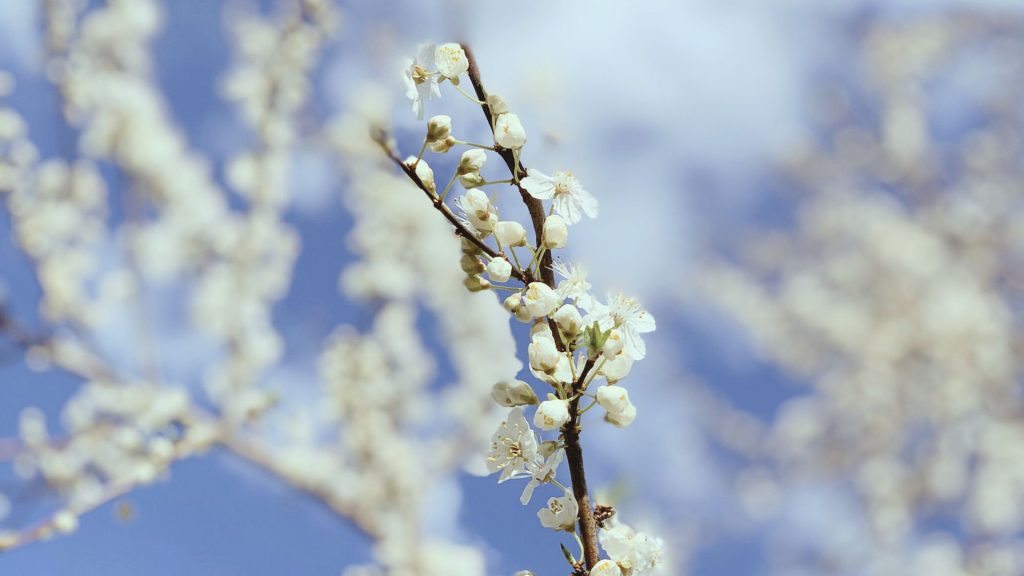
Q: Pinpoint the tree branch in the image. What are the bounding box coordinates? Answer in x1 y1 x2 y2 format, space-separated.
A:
461 43 600 570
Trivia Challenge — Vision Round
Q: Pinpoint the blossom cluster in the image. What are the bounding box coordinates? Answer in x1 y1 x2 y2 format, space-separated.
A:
393 42 661 576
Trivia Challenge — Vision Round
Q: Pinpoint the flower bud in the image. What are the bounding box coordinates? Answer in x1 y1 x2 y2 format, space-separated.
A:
596 385 631 416
503 293 522 313
538 440 559 458
494 221 527 247
430 136 456 154
461 254 485 274
463 274 490 292
435 43 469 82
531 320 554 341
463 188 490 212
461 237 483 255
494 112 526 150
552 304 583 338
604 403 636 428
543 215 568 248
491 380 539 407
487 93 509 115
600 354 634 383
524 282 560 318
529 337 560 372
534 397 570 430
458 149 487 175
590 559 623 576
404 156 435 193
514 304 532 323
460 173 486 189
462 189 498 232
426 115 451 142
602 329 624 359
486 257 513 282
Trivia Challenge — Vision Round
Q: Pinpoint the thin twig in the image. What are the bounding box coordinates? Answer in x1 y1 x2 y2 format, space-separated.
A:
378 140 534 285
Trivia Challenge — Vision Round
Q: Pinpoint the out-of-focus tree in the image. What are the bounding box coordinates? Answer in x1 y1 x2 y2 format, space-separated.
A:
704 13 1024 576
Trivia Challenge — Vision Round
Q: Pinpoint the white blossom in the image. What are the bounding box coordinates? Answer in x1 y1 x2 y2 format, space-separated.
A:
494 113 526 150
602 329 624 359
590 560 623 576
486 93 509 115
599 354 633 384
487 408 541 482
494 220 527 247
491 380 539 407
522 169 598 225
538 490 578 532
534 397 570 430
404 43 440 120
553 304 583 338
585 294 656 360
598 518 663 575
405 156 436 194
553 261 592 306
528 336 560 372
596 385 632 416
434 43 468 82
426 115 455 153
486 257 512 283
456 189 497 233
520 448 564 505
543 214 569 248
523 282 561 318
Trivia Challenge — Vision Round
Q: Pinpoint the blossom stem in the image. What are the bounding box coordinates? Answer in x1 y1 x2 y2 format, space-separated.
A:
508 246 524 271
531 247 548 277
438 171 458 203
452 81 485 105
573 531 586 562
412 137 429 168
454 139 495 151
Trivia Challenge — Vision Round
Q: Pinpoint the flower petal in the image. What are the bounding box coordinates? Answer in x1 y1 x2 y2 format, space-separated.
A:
521 169 555 200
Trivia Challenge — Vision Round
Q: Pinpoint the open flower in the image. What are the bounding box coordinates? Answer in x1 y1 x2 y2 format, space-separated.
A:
584 293 656 360
486 408 541 482
435 43 468 82
538 490 578 531
521 169 598 224
404 44 441 120
598 518 664 575
553 261 592 307
520 448 564 505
